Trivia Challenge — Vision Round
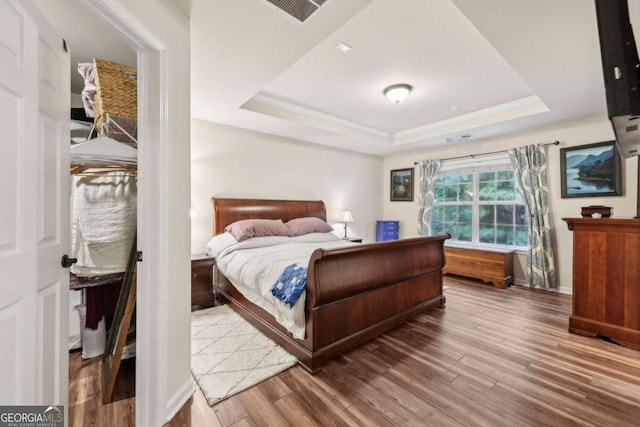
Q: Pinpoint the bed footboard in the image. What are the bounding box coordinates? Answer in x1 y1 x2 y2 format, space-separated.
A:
307 235 448 307
303 235 448 370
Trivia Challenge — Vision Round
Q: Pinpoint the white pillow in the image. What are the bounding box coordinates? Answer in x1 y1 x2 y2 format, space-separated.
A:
205 232 238 257
289 232 341 243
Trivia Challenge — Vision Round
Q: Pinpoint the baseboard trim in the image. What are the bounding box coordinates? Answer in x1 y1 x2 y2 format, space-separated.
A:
513 279 572 295
557 285 572 295
164 376 197 424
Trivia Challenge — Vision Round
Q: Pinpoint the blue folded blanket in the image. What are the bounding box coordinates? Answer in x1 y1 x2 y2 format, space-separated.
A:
270 263 308 306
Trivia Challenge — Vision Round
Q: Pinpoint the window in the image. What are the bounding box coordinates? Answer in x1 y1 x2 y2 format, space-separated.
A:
430 160 529 249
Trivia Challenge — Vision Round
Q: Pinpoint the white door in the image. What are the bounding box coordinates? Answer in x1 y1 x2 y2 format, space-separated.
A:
0 0 69 409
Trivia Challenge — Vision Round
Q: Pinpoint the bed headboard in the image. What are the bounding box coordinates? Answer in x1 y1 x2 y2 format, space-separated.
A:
211 197 327 235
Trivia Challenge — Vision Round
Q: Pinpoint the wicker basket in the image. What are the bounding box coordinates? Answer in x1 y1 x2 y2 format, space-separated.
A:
93 58 137 133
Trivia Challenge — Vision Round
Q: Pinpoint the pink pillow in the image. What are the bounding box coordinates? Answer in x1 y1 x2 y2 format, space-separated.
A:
286 217 333 236
224 219 291 242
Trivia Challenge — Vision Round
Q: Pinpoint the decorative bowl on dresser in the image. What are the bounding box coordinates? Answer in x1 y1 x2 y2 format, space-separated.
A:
580 205 612 218
191 253 216 311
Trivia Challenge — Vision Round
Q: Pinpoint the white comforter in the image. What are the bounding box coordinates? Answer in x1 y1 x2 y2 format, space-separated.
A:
214 233 357 339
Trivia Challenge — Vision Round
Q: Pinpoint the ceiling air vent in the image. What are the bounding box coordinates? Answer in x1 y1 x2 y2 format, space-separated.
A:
264 0 328 23
445 134 472 144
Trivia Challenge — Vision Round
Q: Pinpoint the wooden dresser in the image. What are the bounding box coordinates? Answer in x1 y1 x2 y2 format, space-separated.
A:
443 246 514 288
563 218 640 350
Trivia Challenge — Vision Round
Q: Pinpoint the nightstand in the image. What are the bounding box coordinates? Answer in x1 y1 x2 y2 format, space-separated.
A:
191 253 216 311
345 238 363 243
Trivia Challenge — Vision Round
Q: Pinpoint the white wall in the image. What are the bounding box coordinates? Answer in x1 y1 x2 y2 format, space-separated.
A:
191 119 383 252
115 0 192 423
383 116 638 294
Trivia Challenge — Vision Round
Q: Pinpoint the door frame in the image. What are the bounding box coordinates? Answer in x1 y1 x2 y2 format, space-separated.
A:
77 1 169 424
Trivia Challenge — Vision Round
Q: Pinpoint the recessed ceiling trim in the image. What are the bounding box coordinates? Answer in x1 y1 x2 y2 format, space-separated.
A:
246 92 392 138
392 95 550 146
243 93 551 146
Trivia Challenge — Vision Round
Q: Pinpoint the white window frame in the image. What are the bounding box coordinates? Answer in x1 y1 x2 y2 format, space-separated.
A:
433 153 529 251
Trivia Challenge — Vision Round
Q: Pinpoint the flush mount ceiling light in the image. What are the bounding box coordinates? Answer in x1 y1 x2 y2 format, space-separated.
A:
384 84 413 105
336 42 352 53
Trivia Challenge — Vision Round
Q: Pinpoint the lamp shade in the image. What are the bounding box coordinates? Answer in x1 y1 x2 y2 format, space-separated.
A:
340 209 354 223
384 84 412 105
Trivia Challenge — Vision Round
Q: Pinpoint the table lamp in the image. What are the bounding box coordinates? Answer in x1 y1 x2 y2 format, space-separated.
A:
340 209 354 239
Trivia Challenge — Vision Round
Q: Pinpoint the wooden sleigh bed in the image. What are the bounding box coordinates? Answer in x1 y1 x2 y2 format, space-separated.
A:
212 197 448 373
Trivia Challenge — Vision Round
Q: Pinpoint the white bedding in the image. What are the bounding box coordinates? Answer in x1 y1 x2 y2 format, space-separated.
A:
214 233 358 339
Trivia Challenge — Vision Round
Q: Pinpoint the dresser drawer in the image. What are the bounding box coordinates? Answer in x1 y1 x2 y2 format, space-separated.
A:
377 221 398 230
376 234 399 241
191 255 216 311
192 263 213 281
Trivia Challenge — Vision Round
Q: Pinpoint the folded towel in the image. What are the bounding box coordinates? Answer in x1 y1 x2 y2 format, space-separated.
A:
270 263 307 306
73 172 136 244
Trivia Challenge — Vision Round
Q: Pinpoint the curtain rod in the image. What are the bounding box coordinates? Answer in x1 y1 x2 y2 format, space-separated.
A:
413 140 560 165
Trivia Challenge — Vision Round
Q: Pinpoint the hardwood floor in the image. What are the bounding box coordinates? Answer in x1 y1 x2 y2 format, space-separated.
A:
68 352 135 426
69 277 640 426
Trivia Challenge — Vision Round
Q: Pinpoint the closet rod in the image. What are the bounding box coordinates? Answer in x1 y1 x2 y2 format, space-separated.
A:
413 141 560 165
70 164 138 176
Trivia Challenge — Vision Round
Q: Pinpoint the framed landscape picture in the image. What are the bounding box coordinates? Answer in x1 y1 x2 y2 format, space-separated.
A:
560 140 622 198
390 168 414 201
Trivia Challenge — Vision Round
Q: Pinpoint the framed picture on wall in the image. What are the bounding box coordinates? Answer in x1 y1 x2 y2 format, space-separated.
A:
390 168 414 201
560 140 622 198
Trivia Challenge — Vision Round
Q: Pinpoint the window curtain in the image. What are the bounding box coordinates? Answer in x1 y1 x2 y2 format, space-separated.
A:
417 159 441 236
508 145 557 289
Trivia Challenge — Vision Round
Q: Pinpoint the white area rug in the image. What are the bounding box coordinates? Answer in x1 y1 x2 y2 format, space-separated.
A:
191 304 297 406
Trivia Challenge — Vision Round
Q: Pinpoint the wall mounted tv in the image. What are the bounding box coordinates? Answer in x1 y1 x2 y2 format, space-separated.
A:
595 0 640 158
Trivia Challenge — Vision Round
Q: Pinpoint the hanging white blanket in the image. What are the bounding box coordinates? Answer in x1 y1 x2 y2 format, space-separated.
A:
70 171 136 276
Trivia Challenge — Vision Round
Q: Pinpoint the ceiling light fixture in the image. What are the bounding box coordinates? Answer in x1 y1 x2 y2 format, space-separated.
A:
384 84 412 105
336 42 352 53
